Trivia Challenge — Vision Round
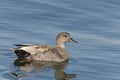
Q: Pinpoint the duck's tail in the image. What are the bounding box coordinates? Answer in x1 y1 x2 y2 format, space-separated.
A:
14 50 30 59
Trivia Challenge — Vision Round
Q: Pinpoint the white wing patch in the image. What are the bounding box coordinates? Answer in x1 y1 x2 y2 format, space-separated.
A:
20 46 36 55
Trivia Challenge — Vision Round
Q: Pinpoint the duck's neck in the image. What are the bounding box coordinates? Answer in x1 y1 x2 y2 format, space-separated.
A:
56 42 68 61
56 43 65 49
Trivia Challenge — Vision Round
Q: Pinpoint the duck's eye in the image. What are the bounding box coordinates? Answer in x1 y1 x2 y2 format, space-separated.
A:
64 35 68 37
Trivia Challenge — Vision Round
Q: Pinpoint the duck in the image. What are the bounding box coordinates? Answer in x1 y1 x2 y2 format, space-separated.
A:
12 32 79 62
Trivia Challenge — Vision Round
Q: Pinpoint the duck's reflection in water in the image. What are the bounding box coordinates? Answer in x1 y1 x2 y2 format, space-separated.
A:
12 59 76 80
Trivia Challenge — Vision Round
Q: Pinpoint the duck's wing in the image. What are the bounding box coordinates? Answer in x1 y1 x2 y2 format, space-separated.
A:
12 44 53 59
14 44 34 47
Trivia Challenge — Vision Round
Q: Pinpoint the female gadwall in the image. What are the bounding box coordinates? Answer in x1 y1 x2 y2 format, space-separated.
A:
12 32 78 62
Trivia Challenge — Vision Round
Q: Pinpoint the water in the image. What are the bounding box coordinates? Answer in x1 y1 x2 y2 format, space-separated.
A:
0 0 120 80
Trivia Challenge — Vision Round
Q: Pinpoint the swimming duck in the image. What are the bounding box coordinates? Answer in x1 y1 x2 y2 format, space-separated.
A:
12 32 78 62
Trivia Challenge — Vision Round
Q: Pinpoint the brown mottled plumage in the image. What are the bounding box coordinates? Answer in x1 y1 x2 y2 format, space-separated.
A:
12 32 79 62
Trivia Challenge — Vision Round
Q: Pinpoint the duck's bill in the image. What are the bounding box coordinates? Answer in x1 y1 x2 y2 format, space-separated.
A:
70 38 79 44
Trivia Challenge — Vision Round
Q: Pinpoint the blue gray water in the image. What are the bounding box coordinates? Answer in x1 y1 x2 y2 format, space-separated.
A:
0 0 120 80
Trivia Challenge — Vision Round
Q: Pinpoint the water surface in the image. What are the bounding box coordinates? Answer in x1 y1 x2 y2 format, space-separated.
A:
0 0 120 80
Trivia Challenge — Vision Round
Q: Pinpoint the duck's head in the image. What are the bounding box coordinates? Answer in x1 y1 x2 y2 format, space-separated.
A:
56 32 79 48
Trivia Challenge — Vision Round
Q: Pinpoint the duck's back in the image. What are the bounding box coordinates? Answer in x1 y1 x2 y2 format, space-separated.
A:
13 44 52 58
